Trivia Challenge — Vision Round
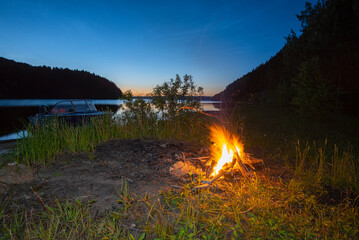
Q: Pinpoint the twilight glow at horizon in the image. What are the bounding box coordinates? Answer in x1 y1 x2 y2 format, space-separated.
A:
0 0 316 96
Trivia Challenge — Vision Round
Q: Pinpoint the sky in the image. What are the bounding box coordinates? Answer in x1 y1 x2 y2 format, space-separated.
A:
0 0 316 96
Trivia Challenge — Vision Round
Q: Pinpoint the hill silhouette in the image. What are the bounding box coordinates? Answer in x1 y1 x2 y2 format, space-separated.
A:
0 57 123 99
214 0 359 116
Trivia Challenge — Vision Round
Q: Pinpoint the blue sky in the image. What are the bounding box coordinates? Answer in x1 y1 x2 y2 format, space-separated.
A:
0 0 315 96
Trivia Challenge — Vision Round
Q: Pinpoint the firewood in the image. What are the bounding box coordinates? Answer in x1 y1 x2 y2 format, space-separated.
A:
187 156 210 161
192 169 227 191
191 183 212 191
235 152 252 178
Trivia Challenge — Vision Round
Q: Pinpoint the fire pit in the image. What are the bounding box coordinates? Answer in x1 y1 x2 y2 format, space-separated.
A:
184 124 256 191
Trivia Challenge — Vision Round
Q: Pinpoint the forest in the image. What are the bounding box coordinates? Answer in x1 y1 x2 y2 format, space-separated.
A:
0 57 123 99
214 0 359 117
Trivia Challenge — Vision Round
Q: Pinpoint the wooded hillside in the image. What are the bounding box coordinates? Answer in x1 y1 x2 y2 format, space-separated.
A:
0 57 123 99
214 0 359 116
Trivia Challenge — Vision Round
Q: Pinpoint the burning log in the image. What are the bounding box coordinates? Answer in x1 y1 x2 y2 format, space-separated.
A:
192 150 252 191
192 170 226 191
233 151 252 178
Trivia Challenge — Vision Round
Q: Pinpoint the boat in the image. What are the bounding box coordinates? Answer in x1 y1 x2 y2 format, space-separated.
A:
29 99 110 126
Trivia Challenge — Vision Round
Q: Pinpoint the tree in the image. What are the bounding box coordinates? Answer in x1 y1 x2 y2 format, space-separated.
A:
149 74 204 119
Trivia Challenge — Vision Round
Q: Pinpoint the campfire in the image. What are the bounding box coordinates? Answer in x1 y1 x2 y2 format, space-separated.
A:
173 108 257 189
190 124 253 191
210 124 251 175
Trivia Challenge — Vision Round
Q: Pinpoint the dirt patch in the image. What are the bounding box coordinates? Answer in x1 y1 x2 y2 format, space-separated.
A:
0 164 33 193
1 139 210 215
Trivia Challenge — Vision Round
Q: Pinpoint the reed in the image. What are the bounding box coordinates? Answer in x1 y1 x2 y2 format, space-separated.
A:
13 112 210 166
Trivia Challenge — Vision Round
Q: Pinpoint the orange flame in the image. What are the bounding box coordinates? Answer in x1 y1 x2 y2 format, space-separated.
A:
210 124 243 176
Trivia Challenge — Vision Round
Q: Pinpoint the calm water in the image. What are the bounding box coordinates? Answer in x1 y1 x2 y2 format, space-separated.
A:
0 99 221 141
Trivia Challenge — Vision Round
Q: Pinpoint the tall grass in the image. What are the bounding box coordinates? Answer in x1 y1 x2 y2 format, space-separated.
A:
235 103 359 194
330 145 358 192
294 140 359 192
14 112 210 166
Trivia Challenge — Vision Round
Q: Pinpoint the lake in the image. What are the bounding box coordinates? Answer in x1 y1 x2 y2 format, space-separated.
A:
0 99 221 141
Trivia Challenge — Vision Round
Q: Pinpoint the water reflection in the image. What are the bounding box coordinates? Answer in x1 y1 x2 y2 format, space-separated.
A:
0 99 221 141
0 130 28 141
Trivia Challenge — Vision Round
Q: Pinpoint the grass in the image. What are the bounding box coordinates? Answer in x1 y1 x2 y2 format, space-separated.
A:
234 103 359 194
1 103 359 239
1 176 358 239
12 112 211 166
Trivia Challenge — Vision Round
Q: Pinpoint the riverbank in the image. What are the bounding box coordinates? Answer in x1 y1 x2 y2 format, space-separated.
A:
1 103 358 239
1 137 357 239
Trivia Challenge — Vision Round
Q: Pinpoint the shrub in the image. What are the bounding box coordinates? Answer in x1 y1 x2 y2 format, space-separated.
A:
149 74 204 119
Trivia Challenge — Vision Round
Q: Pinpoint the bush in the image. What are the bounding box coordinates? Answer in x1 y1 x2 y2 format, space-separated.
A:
122 92 156 119
121 74 204 122
149 74 204 119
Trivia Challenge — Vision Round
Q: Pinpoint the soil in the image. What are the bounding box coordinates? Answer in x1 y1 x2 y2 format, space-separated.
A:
0 139 213 215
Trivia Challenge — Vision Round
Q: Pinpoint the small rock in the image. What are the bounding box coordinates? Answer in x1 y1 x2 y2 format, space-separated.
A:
169 161 201 178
